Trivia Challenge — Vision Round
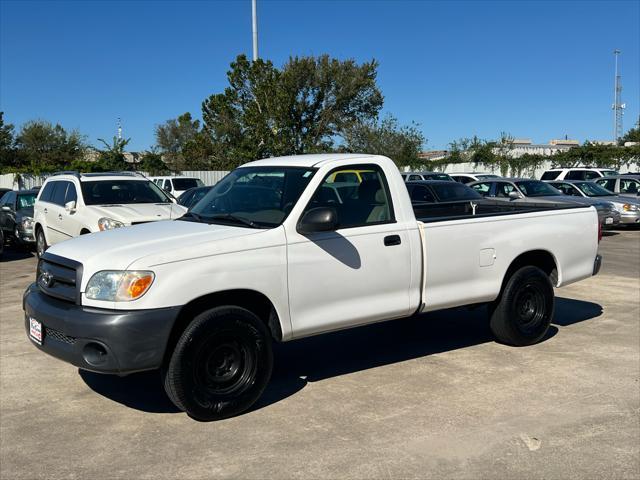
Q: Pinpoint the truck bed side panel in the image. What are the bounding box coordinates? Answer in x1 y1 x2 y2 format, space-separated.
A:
419 207 598 313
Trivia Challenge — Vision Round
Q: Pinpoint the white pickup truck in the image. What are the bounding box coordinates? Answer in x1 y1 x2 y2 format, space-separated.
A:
24 154 602 421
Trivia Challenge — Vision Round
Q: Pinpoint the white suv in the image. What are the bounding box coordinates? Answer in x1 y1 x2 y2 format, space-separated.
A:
540 168 618 181
34 172 187 256
149 176 204 198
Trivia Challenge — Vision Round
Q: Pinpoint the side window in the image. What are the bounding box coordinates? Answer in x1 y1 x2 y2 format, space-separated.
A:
65 183 78 204
620 179 639 194
1 191 16 208
408 175 422 181
0 192 9 205
409 185 436 203
495 183 516 197
332 172 359 183
584 171 600 180
164 179 172 190
596 178 616 191
304 165 393 229
470 182 491 196
540 171 560 180
458 176 473 184
565 170 585 180
51 181 69 206
39 182 57 203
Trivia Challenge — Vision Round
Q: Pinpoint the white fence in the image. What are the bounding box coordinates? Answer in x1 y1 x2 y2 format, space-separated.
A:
1 162 638 191
0 171 231 190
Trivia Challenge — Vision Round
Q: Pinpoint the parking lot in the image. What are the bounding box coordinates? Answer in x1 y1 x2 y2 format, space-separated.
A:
0 230 638 479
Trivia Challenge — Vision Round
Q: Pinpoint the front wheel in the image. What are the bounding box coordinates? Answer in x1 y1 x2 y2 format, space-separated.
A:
163 306 273 421
489 266 554 346
35 228 48 258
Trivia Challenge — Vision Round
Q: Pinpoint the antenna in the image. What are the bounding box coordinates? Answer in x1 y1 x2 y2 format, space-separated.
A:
117 117 122 140
612 50 625 142
251 0 258 61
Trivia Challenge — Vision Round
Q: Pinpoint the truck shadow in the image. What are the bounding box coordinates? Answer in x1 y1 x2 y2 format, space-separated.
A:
79 296 601 416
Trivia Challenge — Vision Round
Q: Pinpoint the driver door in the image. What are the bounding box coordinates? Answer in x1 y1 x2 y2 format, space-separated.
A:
286 164 413 338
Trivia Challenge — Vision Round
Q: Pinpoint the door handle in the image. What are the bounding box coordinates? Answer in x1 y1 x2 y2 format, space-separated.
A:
43 208 48 214
384 235 401 246
58 214 63 220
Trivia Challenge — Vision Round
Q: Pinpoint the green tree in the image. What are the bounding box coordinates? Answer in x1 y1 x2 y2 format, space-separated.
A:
138 149 170 175
202 54 383 168
0 112 17 171
95 136 131 171
155 112 203 170
619 125 640 145
341 115 425 169
14 120 86 173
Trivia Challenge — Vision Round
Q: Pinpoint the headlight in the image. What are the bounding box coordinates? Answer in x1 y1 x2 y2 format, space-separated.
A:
85 270 155 301
21 217 34 229
622 204 639 212
98 217 125 231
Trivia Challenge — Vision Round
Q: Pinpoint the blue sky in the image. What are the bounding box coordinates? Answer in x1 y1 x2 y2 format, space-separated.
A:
1 0 638 151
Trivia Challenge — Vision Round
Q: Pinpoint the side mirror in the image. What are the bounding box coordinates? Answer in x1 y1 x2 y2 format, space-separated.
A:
1 206 10 212
65 200 76 213
297 207 338 235
508 191 522 200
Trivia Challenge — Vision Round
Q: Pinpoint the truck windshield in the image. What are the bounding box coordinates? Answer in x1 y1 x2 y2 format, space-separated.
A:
515 181 562 197
81 180 172 205
575 182 616 197
17 192 37 209
188 167 316 228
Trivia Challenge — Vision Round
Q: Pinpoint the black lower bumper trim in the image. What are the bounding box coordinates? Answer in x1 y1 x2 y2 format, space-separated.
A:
23 283 180 374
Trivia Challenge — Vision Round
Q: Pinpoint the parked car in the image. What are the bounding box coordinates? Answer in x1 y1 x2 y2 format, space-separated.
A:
449 172 501 184
177 185 214 210
149 176 204 198
34 172 187 257
593 175 640 198
406 180 483 203
468 178 618 226
24 153 602 421
0 189 38 248
401 171 454 182
548 179 639 225
540 167 619 181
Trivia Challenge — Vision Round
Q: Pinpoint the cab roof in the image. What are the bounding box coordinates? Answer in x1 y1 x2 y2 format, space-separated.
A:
241 153 377 168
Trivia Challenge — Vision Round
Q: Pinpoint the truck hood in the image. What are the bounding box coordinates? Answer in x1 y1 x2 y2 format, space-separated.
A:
89 203 186 223
46 219 270 273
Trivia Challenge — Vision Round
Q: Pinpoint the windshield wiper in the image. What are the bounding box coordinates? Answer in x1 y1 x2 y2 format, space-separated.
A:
178 211 204 223
207 213 261 228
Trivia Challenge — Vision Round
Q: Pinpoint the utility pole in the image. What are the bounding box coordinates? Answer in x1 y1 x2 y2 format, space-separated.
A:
612 50 625 142
117 117 122 140
252 0 258 61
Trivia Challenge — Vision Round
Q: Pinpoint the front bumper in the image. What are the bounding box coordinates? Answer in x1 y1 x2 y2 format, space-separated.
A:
619 211 640 224
23 283 180 374
14 226 35 244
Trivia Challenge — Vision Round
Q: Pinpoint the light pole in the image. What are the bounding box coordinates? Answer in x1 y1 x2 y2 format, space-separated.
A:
252 0 258 61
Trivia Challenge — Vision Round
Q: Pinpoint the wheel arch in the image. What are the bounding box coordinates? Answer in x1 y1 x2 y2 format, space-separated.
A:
162 288 284 365
501 249 559 290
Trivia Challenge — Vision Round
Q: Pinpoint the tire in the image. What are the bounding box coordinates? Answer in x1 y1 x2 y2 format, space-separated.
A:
163 306 273 421
489 266 554 346
36 227 48 258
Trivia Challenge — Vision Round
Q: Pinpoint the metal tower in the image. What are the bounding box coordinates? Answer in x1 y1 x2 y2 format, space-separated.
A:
612 50 626 142
117 117 122 140
251 0 258 61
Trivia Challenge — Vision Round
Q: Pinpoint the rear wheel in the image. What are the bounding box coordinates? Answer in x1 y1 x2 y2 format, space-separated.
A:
489 266 554 346
163 306 273 421
35 227 48 258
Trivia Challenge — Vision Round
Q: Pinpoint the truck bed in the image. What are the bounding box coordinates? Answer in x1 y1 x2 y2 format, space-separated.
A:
413 198 589 223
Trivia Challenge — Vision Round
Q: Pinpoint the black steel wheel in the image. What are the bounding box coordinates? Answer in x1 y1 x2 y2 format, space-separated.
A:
490 265 554 346
163 306 273 421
